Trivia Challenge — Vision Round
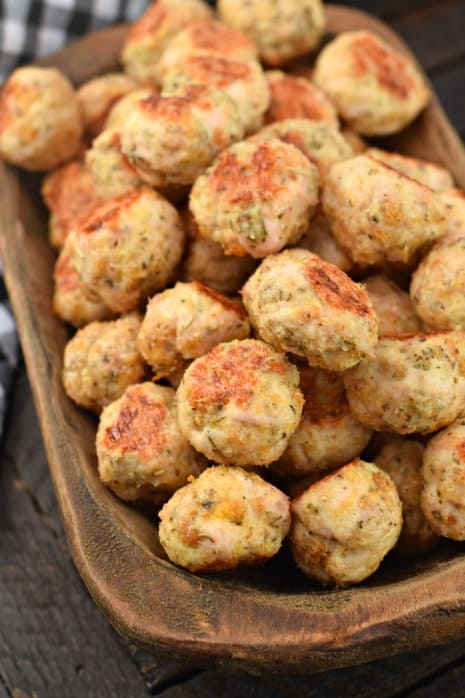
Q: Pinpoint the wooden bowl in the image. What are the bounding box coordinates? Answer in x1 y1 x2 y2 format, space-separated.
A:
2 4 465 675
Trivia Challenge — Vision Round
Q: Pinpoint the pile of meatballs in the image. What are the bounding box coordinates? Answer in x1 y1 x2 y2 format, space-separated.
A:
2 0 465 588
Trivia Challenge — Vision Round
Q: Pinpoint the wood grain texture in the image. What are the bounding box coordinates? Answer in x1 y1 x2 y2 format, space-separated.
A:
0 410 150 698
2 4 465 676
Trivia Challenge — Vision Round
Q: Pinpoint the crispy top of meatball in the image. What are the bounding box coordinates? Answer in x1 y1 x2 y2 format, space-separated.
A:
366 148 454 192
120 84 245 190
162 54 269 134
176 338 304 466
189 137 319 258
242 248 378 371
158 19 259 78
158 464 291 572
120 0 214 84
264 71 339 127
41 159 102 248
313 30 430 136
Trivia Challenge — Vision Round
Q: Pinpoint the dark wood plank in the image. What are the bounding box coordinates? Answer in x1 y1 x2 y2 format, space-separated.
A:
431 64 465 143
391 0 465 72
3 365 62 528
156 671 283 698
0 431 149 697
334 0 427 18
2 366 204 696
409 662 465 697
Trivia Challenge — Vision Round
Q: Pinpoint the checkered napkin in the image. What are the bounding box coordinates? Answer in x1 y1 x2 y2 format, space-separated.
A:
0 260 18 434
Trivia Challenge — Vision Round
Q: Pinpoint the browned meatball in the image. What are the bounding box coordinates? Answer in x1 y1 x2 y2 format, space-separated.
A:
96 382 206 504
41 159 102 248
176 339 303 466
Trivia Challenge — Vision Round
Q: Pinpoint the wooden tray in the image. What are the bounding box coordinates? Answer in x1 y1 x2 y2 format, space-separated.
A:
2 5 465 675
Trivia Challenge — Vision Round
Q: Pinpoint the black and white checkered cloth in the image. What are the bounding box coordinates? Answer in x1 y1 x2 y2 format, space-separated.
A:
0 0 152 83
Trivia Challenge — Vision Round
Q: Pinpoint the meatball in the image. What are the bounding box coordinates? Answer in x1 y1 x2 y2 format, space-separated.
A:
53 249 113 328
441 188 465 241
343 332 465 434
96 382 206 504
120 84 245 192
421 420 465 540
162 55 269 134
241 249 378 371
374 439 438 555
254 119 352 180
289 459 402 586
66 188 184 314
63 314 147 414
104 88 157 130
410 237 465 330
322 155 447 267
158 465 291 572
366 148 454 192
296 208 353 273
176 339 303 466
76 73 138 141
0 66 83 171
364 274 422 336
138 281 250 379
272 366 372 478
313 30 430 136
178 205 256 294
158 19 259 79
85 128 142 200
218 0 325 67
189 137 319 258
181 236 256 294
264 71 338 127
41 159 101 248
120 0 214 85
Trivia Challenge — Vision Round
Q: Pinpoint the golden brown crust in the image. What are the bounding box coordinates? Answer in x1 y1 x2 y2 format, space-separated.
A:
190 281 248 318
208 141 284 206
186 340 287 412
80 189 146 234
304 257 372 317
351 33 416 100
102 385 168 457
184 20 256 54
264 73 337 124
125 2 168 44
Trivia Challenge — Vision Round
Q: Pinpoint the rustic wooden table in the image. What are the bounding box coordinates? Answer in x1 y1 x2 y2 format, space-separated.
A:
2 1 465 696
